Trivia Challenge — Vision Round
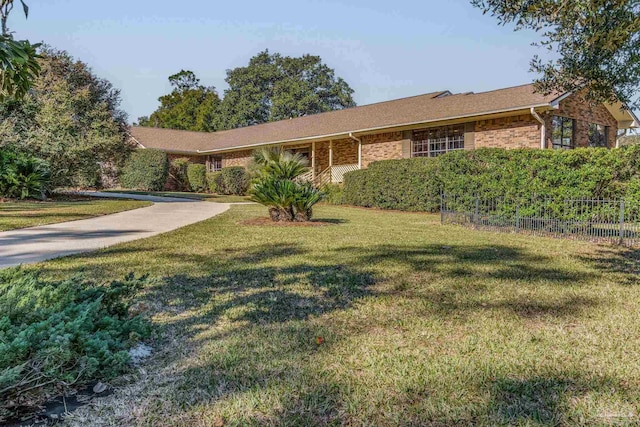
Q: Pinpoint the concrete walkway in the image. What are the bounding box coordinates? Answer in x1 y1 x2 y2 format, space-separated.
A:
0 192 230 269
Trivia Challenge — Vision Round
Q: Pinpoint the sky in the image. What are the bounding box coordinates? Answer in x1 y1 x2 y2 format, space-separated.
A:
10 0 545 123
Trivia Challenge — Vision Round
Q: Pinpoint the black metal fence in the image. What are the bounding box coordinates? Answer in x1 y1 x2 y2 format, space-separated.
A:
441 193 640 246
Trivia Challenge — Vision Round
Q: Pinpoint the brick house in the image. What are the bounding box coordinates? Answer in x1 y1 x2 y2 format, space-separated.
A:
129 83 638 185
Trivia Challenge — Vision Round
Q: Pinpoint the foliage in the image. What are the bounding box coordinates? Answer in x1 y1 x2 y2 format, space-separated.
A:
216 166 250 195
0 47 130 188
206 171 220 193
186 163 206 192
120 149 168 191
0 148 49 199
320 183 344 205
0 1 40 101
218 50 355 129
0 268 150 421
250 147 323 221
139 70 221 132
472 0 640 108
168 157 190 191
344 147 640 212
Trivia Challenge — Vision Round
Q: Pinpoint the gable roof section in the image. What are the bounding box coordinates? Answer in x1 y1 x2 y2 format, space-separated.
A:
130 84 561 154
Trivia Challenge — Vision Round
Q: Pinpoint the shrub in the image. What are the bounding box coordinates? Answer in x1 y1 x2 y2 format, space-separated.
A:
0 269 151 421
169 157 191 191
343 146 640 212
320 183 344 205
119 149 168 191
187 163 207 192
217 166 250 195
206 171 220 193
0 149 50 200
250 147 323 221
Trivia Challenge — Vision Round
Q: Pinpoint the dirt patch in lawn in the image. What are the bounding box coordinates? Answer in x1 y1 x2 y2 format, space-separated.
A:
241 217 338 227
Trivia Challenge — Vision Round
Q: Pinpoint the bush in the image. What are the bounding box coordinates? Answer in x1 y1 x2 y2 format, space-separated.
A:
119 149 168 191
187 163 207 192
343 146 640 212
0 149 50 200
0 269 151 421
217 166 250 195
206 171 220 193
320 183 344 205
169 157 191 191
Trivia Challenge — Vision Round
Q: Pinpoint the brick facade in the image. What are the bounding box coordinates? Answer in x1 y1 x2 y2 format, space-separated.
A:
361 132 407 167
542 94 618 148
474 115 541 149
222 150 253 168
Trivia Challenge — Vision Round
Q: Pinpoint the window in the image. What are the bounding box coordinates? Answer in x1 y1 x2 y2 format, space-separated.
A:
207 156 222 172
588 123 609 147
551 116 575 149
412 125 465 157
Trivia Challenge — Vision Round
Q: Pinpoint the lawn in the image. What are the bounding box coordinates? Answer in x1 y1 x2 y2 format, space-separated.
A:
31 204 640 426
105 189 252 203
0 196 151 231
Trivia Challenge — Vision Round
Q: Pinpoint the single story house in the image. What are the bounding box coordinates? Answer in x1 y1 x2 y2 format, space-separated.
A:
129 83 639 185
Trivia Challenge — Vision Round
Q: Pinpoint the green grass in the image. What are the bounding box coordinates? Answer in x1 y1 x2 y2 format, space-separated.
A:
31 204 640 426
0 196 151 231
106 189 252 203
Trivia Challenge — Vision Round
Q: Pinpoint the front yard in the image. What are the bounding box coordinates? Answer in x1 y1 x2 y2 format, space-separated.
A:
29 204 640 425
0 196 151 231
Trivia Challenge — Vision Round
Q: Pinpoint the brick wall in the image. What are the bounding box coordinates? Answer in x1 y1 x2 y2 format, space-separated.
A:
222 150 253 168
167 154 206 164
361 131 406 167
474 115 541 149
542 94 618 148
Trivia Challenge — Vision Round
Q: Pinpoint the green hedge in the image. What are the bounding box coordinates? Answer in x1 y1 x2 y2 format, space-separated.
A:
169 157 191 191
343 147 640 212
187 163 207 192
216 166 250 195
206 171 220 193
120 149 168 191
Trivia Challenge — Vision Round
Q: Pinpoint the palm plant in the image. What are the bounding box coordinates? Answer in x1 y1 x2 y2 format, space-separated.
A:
250 147 323 222
0 148 50 199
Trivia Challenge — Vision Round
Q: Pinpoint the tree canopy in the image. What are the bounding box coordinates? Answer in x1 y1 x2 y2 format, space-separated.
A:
0 47 130 187
472 0 640 108
138 70 220 131
138 51 356 131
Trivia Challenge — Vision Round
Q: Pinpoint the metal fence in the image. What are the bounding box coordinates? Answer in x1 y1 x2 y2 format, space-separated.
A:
441 193 640 246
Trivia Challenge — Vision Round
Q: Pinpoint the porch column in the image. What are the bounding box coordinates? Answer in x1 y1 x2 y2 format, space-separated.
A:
358 140 362 169
311 141 316 179
329 140 333 184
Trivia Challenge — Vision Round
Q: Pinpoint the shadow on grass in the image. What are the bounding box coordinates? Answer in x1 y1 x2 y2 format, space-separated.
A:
577 246 640 285
39 240 631 423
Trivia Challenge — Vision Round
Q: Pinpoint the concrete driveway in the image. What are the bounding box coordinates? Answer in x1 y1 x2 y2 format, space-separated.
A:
0 192 230 269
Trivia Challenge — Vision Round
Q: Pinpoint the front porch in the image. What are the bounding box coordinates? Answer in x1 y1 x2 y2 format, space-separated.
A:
291 138 362 186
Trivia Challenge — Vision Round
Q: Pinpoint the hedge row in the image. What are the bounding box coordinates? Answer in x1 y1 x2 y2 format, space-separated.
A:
343 146 640 212
120 149 169 191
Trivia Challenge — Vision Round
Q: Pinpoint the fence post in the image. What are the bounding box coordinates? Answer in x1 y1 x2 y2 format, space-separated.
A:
474 196 479 227
515 203 520 233
619 199 625 245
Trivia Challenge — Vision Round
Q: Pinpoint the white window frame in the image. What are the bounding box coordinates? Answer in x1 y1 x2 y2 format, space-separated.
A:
412 125 465 157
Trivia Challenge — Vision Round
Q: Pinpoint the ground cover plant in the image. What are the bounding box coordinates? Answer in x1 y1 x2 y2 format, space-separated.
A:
0 196 150 231
0 269 151 423
24 203 640 426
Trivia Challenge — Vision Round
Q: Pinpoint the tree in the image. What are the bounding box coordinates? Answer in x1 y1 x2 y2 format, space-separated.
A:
0 0 40 101
0 47 131 188
141 70 221 131
218 50 356 129
472 0 640 108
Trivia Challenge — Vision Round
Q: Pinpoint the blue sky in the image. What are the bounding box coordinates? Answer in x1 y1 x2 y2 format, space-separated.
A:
12 0 543 122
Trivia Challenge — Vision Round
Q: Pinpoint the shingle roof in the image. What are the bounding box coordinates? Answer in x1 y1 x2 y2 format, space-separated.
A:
130 83 561 154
